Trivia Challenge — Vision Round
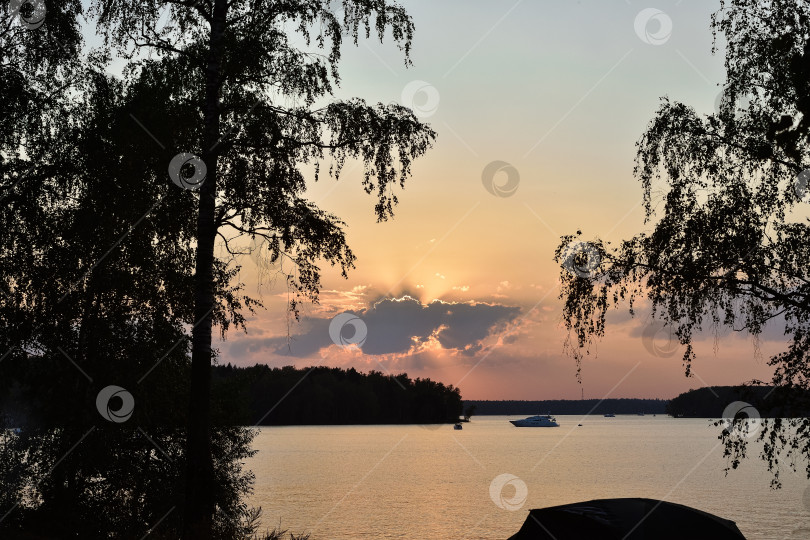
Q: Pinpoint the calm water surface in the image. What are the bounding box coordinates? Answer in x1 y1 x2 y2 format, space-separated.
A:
245 415 809 539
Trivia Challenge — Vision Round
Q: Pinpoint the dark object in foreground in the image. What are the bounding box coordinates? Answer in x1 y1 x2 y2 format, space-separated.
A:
508 498 746 540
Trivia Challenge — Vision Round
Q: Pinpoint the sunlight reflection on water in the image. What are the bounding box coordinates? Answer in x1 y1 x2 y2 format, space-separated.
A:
246 416 808 539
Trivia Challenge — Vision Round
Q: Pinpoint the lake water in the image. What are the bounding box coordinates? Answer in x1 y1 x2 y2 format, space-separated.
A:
245 415 810 539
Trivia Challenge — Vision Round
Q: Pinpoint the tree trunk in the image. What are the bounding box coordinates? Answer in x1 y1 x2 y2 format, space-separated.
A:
183 1 227 538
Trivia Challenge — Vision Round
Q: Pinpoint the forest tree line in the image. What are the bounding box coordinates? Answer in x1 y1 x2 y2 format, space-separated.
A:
465 398 668 416
665 386 810 418
0 361 464 428
212 364 464 426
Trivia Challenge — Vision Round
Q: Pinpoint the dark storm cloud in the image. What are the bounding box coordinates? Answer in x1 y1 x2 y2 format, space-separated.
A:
227 296 521 359
360 297 520 355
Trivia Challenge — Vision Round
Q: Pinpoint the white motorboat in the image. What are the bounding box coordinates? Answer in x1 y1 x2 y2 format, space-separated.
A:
510 414 559 427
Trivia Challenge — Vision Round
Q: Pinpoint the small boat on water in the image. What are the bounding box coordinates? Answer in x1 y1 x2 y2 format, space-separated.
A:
453 423 463 430
604 413 616 418
510 414 559 427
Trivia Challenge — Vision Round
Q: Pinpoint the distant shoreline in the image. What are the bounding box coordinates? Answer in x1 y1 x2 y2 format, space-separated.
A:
463 398 668 416
463 386 810 419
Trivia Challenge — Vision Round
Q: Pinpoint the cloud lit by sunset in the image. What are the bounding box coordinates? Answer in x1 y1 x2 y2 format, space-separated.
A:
213 1 780 401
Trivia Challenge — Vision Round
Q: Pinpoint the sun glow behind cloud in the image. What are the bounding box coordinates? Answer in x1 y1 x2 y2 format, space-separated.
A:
214 1 781 400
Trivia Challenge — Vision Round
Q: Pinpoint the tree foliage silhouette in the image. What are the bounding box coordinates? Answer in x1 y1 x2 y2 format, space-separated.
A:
556 0 810 487
91 1 435 536
1 0 434 537
0 50 262 537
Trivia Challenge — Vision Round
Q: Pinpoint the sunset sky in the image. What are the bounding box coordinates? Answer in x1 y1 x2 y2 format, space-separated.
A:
212 0 782 400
